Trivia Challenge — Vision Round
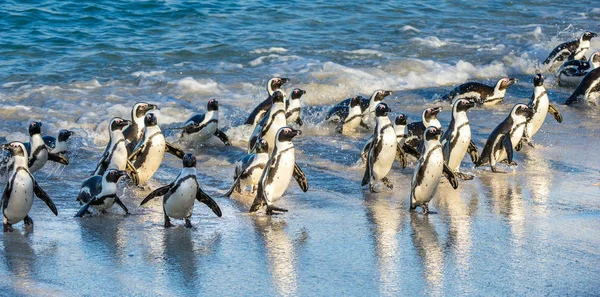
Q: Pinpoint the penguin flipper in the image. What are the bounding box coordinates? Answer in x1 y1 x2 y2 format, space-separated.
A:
502 134 514 165
2 181 11 209
140 185 171 206
442 164 459 189
468 140 479 164
402 143 421 159
361 152 372 187
74 198 95 218
92 151 109 176
48 152 69 165
196 188 222 217
548 104 563 123
359 120 371 131
249 182 265 213
165 142 185 159
396 144 407 168
125 160 140 185
295 117 303 126
224 177 239 197
214 129 231 146
32 179 58 216
128 144 144 161
293 163 309 192
114 196 130 215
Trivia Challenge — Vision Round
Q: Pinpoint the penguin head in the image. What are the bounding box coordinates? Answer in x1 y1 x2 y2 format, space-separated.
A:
271 90 285 104
512 104 534 119
207 99 219 111
350 95 363 108
373 90 392 102
533 73 544 87
375 103 392 117
58 129 74 142
133 102 158 119
395 114 408 126
256 138 269 154
454 99 476 113
105 169 127 183
291 88 306 100
144 113 158 127
582 31 598 41
182 153 197 168
276 127 301 142
28 121 42 136
424 126 442 141
498 77 518 90
269 77 289 92
110 117 131 131
423 106 442 122
3 142 27 158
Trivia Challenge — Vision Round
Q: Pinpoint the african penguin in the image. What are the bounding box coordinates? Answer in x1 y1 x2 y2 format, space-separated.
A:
180 99 231 146
326 95 365 133
362 103 405 192
409 127 458 214
26 122 69 173
442 77 518 106
285 88 307 126
557 51 600 87
140 153 222 228
543 31 598 68
404 106 443 158
475 104 533 173
441 99 478 180
565 67 600 105
224 138 269 197
128 113 185 185
248 90 287 153
524 74 563 146
74 169 129 217
245 77 290 128
43 129 74 155
1 142 58 232
250 127 308 214
122 102 158 154
335 90 393 127
360 113 409 168
93 117 139 184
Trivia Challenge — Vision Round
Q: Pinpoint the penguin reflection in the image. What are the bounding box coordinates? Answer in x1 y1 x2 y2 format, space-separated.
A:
364 193 404 297
253 217 298 297
410 213 445 296
480 172 525 243
78 217 127 264
3 233 36 279
522 150 552 215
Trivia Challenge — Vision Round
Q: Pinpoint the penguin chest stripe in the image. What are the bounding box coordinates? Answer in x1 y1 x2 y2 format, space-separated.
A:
263 110 286 133
186 119 217 134
416 145 442 185
265 147 293 185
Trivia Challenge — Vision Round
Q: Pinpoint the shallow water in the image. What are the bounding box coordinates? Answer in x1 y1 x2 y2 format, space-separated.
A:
1 0 600 296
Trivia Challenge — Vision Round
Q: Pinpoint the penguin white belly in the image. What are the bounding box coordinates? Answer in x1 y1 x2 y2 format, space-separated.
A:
412 151 444 205
29 150 48 173
263 115 287 153
4 171 34 224
528 99 549 138
110 143 128 170
93 197 116 212
343 115 362 131
447 126 471 171
136 135 166 184
265 151 295 203
242 156 268 189
187 122 217 143
164 179 197 219
453 92 482 104
286 101 301 122
371 129 396 180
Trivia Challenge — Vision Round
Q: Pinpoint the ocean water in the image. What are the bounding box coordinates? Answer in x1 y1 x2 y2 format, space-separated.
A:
1 0 600 296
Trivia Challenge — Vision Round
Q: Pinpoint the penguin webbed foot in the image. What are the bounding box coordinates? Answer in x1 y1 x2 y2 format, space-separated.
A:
266 205 288 215
455 172 474 180
421 204 429 215
184 218 193 228
23 216 34 227
3 223 14 232
164 215 174 228
381 177 393 189
491 166 507 174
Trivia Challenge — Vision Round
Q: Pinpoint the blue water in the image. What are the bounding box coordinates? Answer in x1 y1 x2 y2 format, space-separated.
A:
1 1 600 296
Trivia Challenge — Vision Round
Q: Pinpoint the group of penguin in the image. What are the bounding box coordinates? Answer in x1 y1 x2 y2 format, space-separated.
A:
1 30 598 232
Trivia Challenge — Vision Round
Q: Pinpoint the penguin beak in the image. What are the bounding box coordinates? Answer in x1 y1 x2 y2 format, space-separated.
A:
508 78 518 86
291 129 302 137
383 90 392 97
116 170 128 178
591 32 598 38
431 107 442 115
466 101 477 109
280 78 290 84
2 143 10 150
67 130 75 137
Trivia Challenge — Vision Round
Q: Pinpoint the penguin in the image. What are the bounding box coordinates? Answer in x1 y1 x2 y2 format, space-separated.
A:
249 127 308 214
92 117 139 184
326 95 365 133
43 129 74 155
442 77 518 106
122 102 158 154
565 67 600 105
543 31 598 68
1 142 58 232
335 90 393 126
362 103 406 192
285 88 307 126
26 122 69 173
248 90 287 153
128 113 185 185
360 113 409 167
180 99 231 146
404 106 443 158
441 99 479 180
523 74 563 146
409 127 458 214
140 153 222 228
224 138 269 197
475 104 533 173
74 169 130 217
557 52 600 87
245 77 290 128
